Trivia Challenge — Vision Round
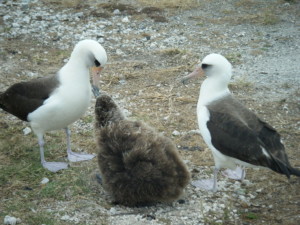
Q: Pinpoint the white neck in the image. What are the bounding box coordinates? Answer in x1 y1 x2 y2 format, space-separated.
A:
198 76 230 106
58 59 90 85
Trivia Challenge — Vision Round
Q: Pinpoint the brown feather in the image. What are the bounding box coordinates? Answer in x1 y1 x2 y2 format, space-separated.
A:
95 94 190 206
0 75 59 121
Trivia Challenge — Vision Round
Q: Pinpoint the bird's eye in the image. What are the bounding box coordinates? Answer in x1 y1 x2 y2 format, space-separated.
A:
201 64 210 69
95 60 101 67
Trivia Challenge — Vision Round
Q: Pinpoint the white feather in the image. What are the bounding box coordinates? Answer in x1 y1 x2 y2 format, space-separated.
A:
197 54 260 170
28 40 106 135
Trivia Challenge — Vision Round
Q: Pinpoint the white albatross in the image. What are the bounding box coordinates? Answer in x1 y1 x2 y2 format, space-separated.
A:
182 53 300 192
0 39 107 172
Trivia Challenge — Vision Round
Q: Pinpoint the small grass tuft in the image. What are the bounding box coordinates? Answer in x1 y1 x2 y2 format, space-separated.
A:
225 52 242 65
229 76 253 91
244 212 259 220
235 0 256 8
158 48 185 56
26 212 60 225
137 0 200 9
250 49 264 56
261 11 280 25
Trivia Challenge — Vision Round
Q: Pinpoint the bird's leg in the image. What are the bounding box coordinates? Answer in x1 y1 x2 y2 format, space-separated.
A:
38 134 46 164
212 167 218 192
240 167 246 181
37 134 68 172
222 166 246 181
65 127 96 162
191 167 219 192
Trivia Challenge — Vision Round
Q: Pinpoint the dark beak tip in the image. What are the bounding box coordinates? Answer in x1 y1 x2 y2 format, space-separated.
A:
92 85 101 97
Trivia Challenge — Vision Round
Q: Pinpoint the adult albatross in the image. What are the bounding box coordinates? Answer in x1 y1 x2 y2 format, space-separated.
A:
182 53 300 192
0 39 107 172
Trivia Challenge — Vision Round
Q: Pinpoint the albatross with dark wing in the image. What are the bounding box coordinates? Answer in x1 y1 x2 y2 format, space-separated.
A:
0 39 107 172
182 53 300 192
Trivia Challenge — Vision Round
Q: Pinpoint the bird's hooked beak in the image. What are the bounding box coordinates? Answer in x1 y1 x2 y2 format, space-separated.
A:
91 66 104 97
181 65 204 84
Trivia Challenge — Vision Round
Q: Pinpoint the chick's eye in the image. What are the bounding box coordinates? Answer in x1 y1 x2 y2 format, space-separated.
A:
95 60 101 67
201 64 210 69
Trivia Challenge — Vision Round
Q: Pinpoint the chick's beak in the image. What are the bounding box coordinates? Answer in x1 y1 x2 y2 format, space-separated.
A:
181 66 204 84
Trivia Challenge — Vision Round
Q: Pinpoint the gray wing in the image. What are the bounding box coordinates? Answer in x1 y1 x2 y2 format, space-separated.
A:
207 96 299 177
0 75 59 121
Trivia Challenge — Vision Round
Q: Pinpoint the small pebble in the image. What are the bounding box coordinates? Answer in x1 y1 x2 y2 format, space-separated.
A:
23 186 33 191
23 127 32 135
177 199 185 204
172 130 180 136
113 9 120 14
4 216 21 225
41 177 49 184
109 207 117 215
61 215 70 221
143 214 156 221
122 17 129 23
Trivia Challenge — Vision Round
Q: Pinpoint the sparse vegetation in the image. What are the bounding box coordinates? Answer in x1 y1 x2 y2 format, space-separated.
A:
137 0 200 9
229 75 253 91
250 49 264 56
225 52 242 65
1 0 299 224
244 212 259 220
261 11 280 25
157 48 185 56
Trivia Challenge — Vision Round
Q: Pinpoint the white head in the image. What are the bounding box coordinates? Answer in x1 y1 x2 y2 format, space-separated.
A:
201 53 232 82
182 53 232 85
182 53 233 104
71 39 107 68
68 40 108 93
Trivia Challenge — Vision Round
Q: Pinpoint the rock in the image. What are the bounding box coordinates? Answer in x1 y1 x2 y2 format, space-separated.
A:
61 215 71 221
41 177 49 184
256 188 263 193
163 115 169 121
177 199 185 204
23 127 32 135
122 16 129 23
113 9 120 15
143 214 156 220
109 207 117 215
122 108 132 117
172 130 180 136
116 49 124 55
4 216 21 225
98 38 105 43
187 129 201 135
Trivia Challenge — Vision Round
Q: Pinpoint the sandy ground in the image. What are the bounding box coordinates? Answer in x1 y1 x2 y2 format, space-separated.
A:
0 0 299 224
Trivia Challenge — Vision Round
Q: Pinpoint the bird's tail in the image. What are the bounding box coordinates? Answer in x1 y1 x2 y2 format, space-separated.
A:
267 153 300 179
0 92 6 110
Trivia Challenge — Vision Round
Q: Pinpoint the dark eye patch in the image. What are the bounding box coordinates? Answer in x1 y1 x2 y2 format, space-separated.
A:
201 64 210 69
95 59 101 67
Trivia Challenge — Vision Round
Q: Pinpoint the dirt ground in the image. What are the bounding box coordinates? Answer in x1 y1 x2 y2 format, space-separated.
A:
0 0 299 224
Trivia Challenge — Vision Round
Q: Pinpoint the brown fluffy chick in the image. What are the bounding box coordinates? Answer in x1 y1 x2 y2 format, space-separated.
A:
95 94 190 206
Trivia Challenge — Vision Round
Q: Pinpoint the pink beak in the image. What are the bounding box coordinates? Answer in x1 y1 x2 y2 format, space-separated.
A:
91 66 103 87
181 66 204 84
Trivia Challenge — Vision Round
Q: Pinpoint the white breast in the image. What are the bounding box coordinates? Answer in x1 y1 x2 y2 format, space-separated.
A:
28 69 92 134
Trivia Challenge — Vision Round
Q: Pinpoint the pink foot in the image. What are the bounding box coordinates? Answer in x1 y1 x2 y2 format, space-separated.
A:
191 179 217 192
67 150 96 162
42 161 68 172
222 166 245 180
